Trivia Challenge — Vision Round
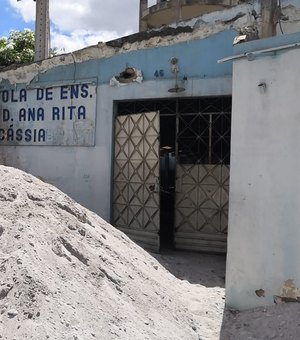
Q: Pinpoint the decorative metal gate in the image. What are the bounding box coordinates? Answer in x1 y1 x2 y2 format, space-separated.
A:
175 99 231 252
113 111 160 252
115 97 231 253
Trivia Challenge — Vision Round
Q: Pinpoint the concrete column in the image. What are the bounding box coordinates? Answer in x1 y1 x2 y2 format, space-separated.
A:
172 0 182 24
261 0 278 38
139 0 148 32
34 0 50 61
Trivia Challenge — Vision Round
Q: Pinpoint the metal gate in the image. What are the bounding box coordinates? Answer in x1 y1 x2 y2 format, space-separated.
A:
175 101 231 253
113 111 160 252
115 98 231 253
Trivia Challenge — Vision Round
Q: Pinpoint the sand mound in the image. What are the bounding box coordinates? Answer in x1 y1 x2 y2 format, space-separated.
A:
0 165 198 340
5 165 298 340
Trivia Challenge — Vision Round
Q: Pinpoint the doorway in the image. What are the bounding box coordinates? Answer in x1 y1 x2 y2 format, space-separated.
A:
160 114 176 248
113 97 231 253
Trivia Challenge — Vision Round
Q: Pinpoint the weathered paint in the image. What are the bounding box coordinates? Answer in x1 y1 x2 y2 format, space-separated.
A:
0 1 257 84
139 0 240 31
226 31 300 310
0 29 236 88
0 30 235 219
2 0 300 85
279 279 300 301
0 82 96 146
1 0 300 224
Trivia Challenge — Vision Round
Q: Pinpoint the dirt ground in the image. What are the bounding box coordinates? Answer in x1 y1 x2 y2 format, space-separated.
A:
153 250 226 339
154 250 300 340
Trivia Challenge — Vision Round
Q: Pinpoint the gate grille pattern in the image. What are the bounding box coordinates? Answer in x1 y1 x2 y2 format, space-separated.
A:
175 98 231 252
175 164 229 251
117 97 231 252
113 112 160 251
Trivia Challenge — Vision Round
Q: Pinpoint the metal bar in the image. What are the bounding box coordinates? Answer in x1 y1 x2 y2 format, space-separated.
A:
175 99 179 161
208 114 212 164
218 42 300 64
174 111 231 116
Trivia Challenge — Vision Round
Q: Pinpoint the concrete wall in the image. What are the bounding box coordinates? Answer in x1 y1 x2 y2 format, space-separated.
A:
2 0 299 229
226 32 300 310
0 29 235 221
279 0 300 35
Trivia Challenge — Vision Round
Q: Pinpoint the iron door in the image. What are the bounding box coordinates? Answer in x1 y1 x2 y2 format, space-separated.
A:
175 163 229 252
113 111 160 252
174 105 231 253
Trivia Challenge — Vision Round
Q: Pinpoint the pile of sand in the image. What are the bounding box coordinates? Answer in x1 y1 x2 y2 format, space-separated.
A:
0 165 199 340
2 165 300 340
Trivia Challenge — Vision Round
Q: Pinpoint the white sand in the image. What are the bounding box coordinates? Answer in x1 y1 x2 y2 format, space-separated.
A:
1 165 299 340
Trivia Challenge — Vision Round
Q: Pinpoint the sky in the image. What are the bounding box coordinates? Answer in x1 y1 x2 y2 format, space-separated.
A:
1 0 157 53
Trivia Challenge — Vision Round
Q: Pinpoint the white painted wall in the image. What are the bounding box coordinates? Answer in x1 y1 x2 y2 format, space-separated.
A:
0 76 232 222
226 35 300 310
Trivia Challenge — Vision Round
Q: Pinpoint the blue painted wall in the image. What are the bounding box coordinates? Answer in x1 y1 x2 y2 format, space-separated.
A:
35 29 236 85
